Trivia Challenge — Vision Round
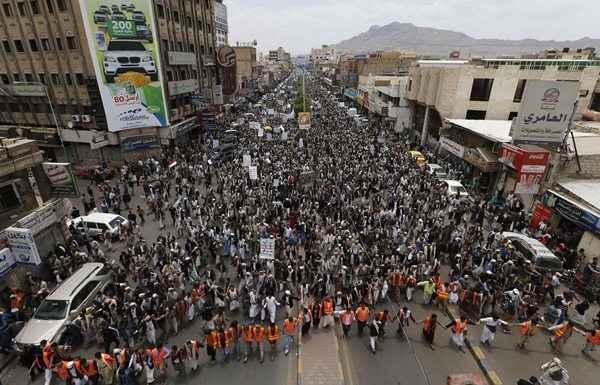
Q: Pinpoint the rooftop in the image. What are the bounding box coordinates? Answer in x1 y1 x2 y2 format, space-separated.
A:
555 179 600 214
445 119 512 143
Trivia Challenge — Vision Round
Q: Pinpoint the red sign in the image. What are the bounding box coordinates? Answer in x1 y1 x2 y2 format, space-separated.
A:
498 144 550 173
530 202 552 229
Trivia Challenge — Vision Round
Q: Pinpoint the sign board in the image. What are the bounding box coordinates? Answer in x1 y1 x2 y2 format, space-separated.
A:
168 51 196 66
273 179 280 187
258 127 264 138
531 202 552 229
543 191 600 234
11 83 46 97
439 136 465 159
249 166 258 180
259 238 275 259
298 112 311 130
212 139 220 148
299 138 304 148
4 227 42 265
511 80 579 147
42 162 79 197
281 132 288 141
79 0 169 132
90 133 110 150
169 79 199 96
243 154 251 167
0 247 16 277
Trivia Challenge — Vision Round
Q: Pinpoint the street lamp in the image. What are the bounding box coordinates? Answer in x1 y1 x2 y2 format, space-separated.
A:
13 81 69 162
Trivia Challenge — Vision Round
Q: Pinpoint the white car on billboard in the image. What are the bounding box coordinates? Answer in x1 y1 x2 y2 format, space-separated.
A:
103 40 158 83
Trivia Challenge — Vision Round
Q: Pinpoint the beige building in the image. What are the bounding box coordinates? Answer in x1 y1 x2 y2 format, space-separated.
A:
268 46 291 65
408 57 600 145
233 45 257 96
0 0 218 163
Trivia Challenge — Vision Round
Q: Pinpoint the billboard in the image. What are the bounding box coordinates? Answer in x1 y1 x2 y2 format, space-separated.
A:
4 227 42 265
79 0 169 132
298 112 311 130
42 162 79 197
218 46 237 96
511 80 579 148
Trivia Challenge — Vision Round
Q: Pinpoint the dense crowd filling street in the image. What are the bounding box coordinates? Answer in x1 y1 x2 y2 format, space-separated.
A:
1 71 600 385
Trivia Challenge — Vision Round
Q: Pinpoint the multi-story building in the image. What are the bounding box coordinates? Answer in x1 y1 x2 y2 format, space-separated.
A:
233 44 257 96
408 56 600 145
310 45 336 65
268 47 291 65
0 0 218 163
339 50 416 90
213 0 228 47
354 74 410 132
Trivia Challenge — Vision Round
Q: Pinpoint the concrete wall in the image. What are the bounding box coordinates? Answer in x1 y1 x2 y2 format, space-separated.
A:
578 231 600 262
561 153 600 178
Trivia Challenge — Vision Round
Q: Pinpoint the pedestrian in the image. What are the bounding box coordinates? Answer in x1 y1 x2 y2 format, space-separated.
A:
393 306 416 340
355 303 370 336
580 328 600 356
184 339 202 372
283 315 298 355
515 318 539 350
205 328 221 365
137 205 145 225
340 307 355 337
171 345 185 377
548 320 577 353
368 320 380 354
242 324 255 363
321 296 335 328
478 313 508 346
94 351 116 385
420 313 442 350
253 323 266 363
267 322 280 361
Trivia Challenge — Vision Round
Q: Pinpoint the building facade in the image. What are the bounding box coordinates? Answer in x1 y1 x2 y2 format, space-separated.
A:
268 47 291 65
408 57 600 145
310 45 336 65
353 74 410 132
0 0 218 164
213 0 228 47
233 45 257 97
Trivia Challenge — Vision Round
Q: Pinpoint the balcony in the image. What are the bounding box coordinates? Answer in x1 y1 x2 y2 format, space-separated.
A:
202 55 216 66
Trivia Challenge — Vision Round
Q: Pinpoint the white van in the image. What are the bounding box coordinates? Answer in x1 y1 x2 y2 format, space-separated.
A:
442 180 469 199
70 212 128 240
15 263 112 349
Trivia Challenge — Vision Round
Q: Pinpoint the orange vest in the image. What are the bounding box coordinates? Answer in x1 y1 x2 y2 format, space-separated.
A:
283 319 297 335
391 272 402 286
587 331 600 345
376 312 389 322
340 311 354 324
423 317 433 332
554 324 571 338
356 307 369 322
242 327 255 343
56 361 69 380
267 325 280 343
206 331 221 348
83 360 98 377
322 300 334 316
254 326 265 342
223 329 234 347
42 349 54 369
519 321 532 336
100 353 115 368
436 284 448 301
453 320 467 335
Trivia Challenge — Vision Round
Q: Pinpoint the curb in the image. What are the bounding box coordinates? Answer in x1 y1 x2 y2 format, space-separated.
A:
446 306 503 385
297 328 303 385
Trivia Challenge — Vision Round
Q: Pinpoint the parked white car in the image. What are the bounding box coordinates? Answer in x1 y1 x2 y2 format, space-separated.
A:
69 212 128 240
426 163 448 179
442 179 469 199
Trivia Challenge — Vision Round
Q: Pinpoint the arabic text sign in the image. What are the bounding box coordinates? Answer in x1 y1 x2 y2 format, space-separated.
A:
78 0 169 132
4 227 42 265
243 154 251 167
511 80 579 146
259 238 275 259
42 162 78 197
0 247 16 277
249 166 258 180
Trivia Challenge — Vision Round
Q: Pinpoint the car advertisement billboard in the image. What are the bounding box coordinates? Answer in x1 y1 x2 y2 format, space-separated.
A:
79 0 169 132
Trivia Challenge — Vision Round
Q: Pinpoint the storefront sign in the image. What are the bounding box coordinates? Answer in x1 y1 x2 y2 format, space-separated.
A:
17 204 57 235
344 88 358 100
168 51 196 66
543 191 600 233
498 144 550 171
0 247 16 277
249 166 258 180
169 79 199 96
531 202 553 229
463 148 498 173
11 83 46 97
259 238 275 259
511 80 579 148
42 162 79 197
4 227 42 265
440 136 465 158
120 135 160 151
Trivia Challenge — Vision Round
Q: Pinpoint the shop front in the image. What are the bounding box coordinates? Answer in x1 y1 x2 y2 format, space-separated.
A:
498 143 550 209
170 117 198 145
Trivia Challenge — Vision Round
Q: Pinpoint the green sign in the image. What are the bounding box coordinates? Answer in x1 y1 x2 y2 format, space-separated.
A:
108 19 136 38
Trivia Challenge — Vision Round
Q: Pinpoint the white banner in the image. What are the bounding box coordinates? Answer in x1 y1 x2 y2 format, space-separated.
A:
259 238 275 259
511 80 580 147
249 166 258 180
5 227 42 265
0 248 16 277
243 154 251 167
439 136 465 159
258 127 264 138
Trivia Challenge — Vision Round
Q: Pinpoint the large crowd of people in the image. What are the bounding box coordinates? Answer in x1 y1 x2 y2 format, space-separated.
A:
2 71 600 385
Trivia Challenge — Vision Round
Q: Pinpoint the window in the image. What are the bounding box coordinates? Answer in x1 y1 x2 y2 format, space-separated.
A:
30 0 40 14
12 73 20 82
70 281 100 312
513 79 527 102
9 103 19 113
64 73 72 85
167 71 173 81
0 184 21 212
55 37 63 50
75 73 84 86
56 0 66 12
41 38 50 51
161 39 168 53
469 78 494 101
2 40 11 53
21 103 30 112
0 74 9 84
172 11 179 23
14 40 24 53
45 0 53 13
157 4 164 18
38 73 46 84
17 2 28 16
24 73 33 82
51 73 62 85
66 35 77 49
465 109 487 120
2 3 13 17
591 92 600 111
508 111 518 121
29 39 38 52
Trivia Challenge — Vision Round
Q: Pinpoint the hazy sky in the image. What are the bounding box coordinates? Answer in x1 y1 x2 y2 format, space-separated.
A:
226 0 596 55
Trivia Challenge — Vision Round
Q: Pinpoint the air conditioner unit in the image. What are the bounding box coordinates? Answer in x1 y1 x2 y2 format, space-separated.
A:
71 115 81 122
81 115 92 123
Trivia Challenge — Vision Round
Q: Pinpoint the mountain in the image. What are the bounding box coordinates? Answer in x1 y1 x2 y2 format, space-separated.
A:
332 22 600 57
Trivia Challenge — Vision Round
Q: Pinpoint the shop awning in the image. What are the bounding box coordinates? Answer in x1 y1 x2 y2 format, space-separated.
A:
543 189 600 233
463 147 499 172
557 180 600 213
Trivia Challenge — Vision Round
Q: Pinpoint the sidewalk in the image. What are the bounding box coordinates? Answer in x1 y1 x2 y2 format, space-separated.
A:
299 327 344 385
